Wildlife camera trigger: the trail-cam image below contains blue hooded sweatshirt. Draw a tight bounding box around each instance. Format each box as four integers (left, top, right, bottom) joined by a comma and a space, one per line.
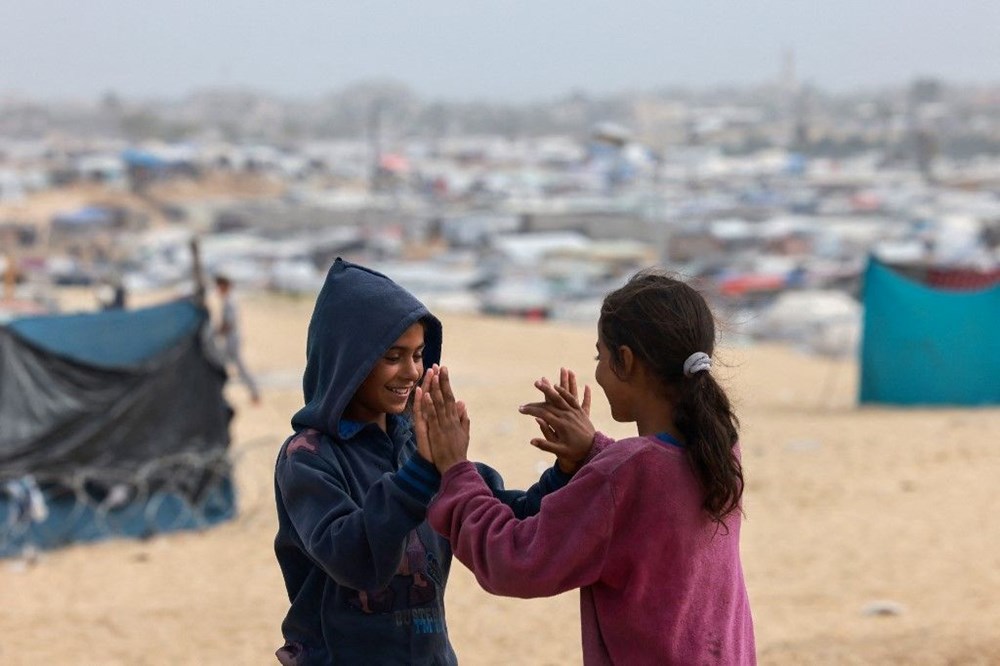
274, 259, 569, 665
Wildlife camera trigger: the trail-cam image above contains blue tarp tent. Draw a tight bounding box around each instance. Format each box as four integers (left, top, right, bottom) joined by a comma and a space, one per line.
50, 206, 119, 232
859, 257, 1000, 405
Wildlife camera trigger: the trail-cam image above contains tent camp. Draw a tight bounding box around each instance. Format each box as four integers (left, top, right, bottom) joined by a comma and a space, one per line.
0, 299, 235, 557
859, 257, 1000, 406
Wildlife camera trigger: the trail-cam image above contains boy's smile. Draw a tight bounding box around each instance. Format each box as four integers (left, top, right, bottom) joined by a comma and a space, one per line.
344, 322, 426, 430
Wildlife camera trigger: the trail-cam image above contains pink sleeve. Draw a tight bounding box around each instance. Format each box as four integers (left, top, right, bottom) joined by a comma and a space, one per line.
588, 431, 615, 460
428, 460, 615, 599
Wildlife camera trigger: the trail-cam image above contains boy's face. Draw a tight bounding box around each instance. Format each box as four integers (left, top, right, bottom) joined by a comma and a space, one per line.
344, 322, 426, 426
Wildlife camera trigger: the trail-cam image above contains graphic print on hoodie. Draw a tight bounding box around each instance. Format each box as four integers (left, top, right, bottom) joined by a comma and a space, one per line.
273, 259, 571, 666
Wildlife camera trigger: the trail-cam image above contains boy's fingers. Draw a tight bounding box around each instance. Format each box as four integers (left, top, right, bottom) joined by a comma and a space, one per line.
428, 371, 441, 401
456, 400, 471, 435
420, 368, 435, 392
438, 366, 456, 402
414, 387, 424, 419
422, 391, 439, 426
429, 367, 458, 420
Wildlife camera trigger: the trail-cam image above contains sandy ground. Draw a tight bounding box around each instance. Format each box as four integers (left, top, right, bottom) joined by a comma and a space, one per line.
2, 289, 999, 665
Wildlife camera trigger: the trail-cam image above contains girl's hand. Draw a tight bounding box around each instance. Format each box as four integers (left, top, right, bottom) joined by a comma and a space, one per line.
412, 367, 437, 464
421, 365, 471, 474
519, 368, 595, 474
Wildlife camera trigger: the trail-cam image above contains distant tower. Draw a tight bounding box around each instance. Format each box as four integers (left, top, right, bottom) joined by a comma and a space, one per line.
779, 49, 804, 150
367, 100, 386, 193
780, 49, 798, 97
907, 78, 942, 183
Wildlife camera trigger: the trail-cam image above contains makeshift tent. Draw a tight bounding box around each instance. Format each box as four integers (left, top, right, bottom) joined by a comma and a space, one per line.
50, 205, 122, 233
859, 257, 1000, 405
0, 299, 235, 556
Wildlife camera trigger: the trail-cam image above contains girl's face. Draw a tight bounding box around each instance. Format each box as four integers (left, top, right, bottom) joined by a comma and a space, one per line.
345, 322, 425, 427
595, 336, 632, 422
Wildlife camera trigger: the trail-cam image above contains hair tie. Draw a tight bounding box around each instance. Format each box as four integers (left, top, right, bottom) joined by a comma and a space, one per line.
683, 352, 711, 377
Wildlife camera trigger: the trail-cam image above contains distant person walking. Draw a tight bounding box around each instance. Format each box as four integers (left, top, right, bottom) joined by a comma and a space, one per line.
214, 273, 261, 404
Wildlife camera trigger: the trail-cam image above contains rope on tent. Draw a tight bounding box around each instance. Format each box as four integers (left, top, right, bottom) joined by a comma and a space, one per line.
0, 434, 283, 559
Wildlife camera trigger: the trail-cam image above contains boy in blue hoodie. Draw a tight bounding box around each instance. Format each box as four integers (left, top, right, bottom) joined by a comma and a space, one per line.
273, 259, 573, 665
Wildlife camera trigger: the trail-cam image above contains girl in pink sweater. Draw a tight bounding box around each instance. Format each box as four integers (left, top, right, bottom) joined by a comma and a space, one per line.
415, 269, 756, 665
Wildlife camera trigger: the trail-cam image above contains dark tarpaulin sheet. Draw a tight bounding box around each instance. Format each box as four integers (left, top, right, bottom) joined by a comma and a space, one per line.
0, 299, 235, 555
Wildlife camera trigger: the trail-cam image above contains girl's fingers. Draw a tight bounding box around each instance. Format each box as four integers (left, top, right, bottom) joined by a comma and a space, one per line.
535, 417, 557, 442
582, 385, 592, 415
530, 438, 564, 456
519, 402, 560, 422
566, 369, 578, 400
535, 380, 571, 410
554, 385, 580, 409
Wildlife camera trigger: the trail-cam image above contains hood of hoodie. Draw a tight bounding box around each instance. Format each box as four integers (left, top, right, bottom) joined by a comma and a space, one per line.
291, 258, 442, 437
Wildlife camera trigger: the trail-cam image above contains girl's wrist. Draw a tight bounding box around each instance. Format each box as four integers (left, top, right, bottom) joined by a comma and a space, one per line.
556, 458, 580, 475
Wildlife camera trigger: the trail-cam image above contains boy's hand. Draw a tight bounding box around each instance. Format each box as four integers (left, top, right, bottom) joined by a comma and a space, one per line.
519, 367, 595, 474
412, 367, 437, 464
421, 366, 471, 474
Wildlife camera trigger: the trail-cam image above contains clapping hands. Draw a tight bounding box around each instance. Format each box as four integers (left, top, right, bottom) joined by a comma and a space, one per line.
519, 368, 596, 474
414, 365, 596, 477
413, 365, 471, 474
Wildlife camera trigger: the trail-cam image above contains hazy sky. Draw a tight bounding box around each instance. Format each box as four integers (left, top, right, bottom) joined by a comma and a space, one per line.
2, 0, 999, 101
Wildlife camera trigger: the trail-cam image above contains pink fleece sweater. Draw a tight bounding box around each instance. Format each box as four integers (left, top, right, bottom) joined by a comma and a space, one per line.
429, 432, 755, 665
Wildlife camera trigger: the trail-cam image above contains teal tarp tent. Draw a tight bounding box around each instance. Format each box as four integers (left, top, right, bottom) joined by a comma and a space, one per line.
859, 258, 1000, 405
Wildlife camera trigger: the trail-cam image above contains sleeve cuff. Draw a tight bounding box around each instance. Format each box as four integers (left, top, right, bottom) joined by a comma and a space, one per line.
395, 454, 442, 504
548, 462, 573, 487
586, 432, 614, 463
438, 460, 480, 493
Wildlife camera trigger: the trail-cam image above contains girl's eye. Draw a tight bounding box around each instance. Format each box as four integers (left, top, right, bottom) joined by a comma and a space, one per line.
594, 355, 600, 361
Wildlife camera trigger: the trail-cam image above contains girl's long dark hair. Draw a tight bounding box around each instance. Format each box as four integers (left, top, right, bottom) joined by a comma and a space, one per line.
600, 269, 743, 525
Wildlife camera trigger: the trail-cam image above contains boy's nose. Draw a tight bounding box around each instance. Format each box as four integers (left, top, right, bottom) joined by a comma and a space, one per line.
402, 359, 422, 380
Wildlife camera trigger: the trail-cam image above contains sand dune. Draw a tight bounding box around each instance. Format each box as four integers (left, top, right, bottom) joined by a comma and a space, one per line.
2, 290, 998, 665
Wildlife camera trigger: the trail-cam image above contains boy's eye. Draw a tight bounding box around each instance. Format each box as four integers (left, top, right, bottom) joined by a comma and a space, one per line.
383, 352, 423, 363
